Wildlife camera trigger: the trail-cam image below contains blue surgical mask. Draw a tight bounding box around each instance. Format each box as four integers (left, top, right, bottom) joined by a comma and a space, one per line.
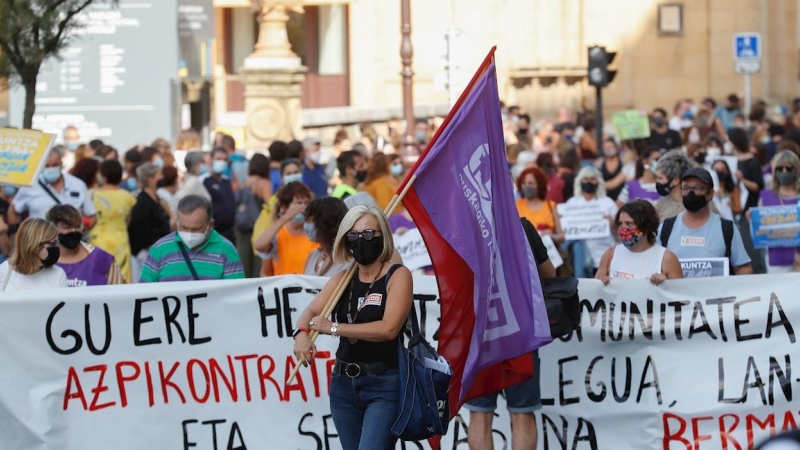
153, 156, 164, 168
304, 221, 318, 242
3, 186, 16, 196
42, 167, 62, 184
283, 173, 302, 184
415, 131, 427, 143
761, 135, 772, 145
66, 142, 80, 151
391, 163, 403, 176
293, 213, 305, 225
198, 164, 209, 176
212, 159, 228, 175
126, 177, 138, 190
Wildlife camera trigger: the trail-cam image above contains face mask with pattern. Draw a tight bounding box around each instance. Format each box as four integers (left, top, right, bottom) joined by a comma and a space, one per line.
617, 226, 644, 248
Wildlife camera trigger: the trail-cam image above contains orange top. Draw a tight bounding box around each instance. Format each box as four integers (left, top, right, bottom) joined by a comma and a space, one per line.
362, 176, 399, 211
273, 226, 319, 275
516, 198, 556, 231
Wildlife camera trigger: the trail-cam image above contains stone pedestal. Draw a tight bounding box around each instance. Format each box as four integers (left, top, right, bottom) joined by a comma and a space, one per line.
242, 66, 306, 150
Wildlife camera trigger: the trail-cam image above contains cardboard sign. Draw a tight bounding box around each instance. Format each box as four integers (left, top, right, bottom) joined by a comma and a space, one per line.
393, 228, 432, 271
680, 257, 730, 277
750, 205, 800, 248
541, 234, 564, 269
612, 110, 651, 140
0, 128, 55, 187
557, 202, 611, 240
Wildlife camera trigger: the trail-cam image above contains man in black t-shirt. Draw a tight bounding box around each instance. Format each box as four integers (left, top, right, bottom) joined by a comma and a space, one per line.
466, 217, 554, 449
648, 108, 684, 151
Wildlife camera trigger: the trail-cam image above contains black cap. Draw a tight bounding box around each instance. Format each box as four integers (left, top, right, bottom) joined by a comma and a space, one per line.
680, 167, 713, 187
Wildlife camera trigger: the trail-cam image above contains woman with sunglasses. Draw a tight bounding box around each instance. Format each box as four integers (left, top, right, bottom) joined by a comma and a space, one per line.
757, 150, 800, 273
0, 218, 67, 291
294, 205, 412, 449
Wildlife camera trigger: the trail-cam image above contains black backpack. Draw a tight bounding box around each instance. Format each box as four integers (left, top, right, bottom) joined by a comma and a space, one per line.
660, 215, 734, 272
543, 276, 580, 339
234, 187, 262, 233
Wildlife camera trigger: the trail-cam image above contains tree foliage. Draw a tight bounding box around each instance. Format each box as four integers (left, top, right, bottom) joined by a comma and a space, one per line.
0, 0, 117, 127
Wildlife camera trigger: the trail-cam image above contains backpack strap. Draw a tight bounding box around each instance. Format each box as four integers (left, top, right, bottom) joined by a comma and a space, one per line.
660, 216, 677, 248
721, 218, 734, 272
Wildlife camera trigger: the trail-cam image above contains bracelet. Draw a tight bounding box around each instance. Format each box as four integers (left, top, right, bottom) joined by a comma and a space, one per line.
292, 326, 309, 339
330, 322, 339, 338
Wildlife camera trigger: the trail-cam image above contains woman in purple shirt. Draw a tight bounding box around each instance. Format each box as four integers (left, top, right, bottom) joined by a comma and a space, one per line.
46, 205, 124, 286
615, 146, 662, 207
758, 151, 800, 273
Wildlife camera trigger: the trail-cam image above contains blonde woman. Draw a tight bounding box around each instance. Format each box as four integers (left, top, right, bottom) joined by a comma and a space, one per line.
294, 205, 412, 449
758, 150, 800, 273
0, 218, 68, 291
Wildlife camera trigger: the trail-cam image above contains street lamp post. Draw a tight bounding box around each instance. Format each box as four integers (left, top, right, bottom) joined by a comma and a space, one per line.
400, 0, 418, 163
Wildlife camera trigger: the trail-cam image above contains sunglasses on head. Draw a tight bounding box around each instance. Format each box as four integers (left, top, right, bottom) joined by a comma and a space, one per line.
346, 229, 381, 242
776, 165, 796, 173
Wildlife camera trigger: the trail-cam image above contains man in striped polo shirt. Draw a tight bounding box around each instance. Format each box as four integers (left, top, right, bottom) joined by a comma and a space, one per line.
140, 195, 244, 282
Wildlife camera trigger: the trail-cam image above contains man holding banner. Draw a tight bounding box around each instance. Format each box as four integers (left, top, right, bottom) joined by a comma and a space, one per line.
8, 147, 96, 230
658, 167, 752, 276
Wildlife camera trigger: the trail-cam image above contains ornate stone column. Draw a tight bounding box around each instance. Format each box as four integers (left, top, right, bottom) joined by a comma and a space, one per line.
242, 1, 306, 150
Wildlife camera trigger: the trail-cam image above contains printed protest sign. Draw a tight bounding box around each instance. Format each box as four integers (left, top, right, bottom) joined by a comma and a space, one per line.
0, 274, 797, 448
557, 202, 611, 240
0, 128, 55, 186
751, 205, 800, 248
392, 228, 432, 271
541, 234, 564, 268
612, 110, 651, 140
680, 257, 729, 277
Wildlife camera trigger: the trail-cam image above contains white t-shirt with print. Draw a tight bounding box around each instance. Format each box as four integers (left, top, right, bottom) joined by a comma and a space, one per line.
0, 261, 68, 292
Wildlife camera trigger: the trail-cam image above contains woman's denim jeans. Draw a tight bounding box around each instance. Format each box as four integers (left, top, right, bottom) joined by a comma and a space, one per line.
329, 367, 400, 450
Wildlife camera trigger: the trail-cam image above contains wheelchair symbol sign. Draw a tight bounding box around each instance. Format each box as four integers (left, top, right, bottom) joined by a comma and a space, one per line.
734, 33, 760, 60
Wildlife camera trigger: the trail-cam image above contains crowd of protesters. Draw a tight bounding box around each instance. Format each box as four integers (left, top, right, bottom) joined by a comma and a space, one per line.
1, 92, 798, 291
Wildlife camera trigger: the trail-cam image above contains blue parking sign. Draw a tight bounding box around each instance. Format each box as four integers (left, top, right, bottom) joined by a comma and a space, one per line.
734, 33, 760, 60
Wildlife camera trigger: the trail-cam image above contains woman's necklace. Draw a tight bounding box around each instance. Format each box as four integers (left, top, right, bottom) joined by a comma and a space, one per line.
346, 262, 385, 344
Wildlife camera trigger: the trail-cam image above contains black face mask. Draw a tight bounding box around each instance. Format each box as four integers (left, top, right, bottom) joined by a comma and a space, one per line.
348, 237, 384, 266
683, 192, 709, 213
58, 231, 82, 250
716, 171, 734, 192
355, 170, 367, 183
655, 181, 673, 197
580, 181, 598, 194
41, 246, 60, 268
694, 153, 707, 164
518, 127, 529, 134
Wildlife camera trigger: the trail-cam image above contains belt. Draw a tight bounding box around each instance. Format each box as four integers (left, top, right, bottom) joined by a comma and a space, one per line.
334, 360, 389, 378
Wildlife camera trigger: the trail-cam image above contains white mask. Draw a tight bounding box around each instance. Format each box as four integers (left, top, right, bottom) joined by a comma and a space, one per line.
179, 227, 208, 249
707, 147, 722, 157
308, 151, 321, 164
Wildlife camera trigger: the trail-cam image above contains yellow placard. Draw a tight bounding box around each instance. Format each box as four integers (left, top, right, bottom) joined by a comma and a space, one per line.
0, 128, 55, 187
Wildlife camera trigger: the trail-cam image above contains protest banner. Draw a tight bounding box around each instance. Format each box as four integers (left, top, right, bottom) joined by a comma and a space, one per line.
751, 205, 800, 248
0, 274, 797, 449
611, 110, 650, 140
680, 257, 729, 277
556, 202, 611, 240
0, 128, 55, 187
393, 228, 432, 271
541, 234, 564, 269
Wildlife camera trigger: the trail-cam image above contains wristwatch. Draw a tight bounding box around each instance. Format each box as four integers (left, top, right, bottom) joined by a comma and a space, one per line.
330, 322, 339, 338
292, 326, 309, 339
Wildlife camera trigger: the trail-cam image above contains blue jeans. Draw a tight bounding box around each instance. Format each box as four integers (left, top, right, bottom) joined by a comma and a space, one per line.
330, 367, 400, 450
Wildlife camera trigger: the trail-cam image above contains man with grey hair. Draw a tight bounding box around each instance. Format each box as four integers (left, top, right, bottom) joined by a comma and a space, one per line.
654, 150, 720, 221
140, 194, 243, 282
175, 150, 211, 202
8, 146, 97, 230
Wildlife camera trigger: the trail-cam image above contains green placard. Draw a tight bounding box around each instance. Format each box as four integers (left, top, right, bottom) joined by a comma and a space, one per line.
612, 110, 651, 140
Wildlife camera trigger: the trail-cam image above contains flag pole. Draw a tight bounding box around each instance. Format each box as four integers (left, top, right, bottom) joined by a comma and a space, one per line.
287, 45, 497, 385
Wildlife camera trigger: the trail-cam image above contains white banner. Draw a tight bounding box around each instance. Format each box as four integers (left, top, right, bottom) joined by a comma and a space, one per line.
393, 229, 432, 271
0, 274, 798, 449
556, 203, 611, 240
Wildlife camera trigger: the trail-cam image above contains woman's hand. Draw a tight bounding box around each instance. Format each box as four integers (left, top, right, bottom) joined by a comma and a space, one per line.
598, 276, 610, 286
293, 332, 317, 367
282, 202, 307, 223
309, 315, 334, 335
649, 273, 667, 285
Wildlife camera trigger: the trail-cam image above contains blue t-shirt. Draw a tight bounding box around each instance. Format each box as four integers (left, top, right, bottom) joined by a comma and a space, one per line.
270, 167, 282, 194
303, 163, 328, 198
657, 212, 750, 267
230, 152, 249, 187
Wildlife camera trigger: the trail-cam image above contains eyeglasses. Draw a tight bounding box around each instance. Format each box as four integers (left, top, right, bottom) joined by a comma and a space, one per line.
776, 166, 796, 173
346, 229, 381, 242
680, 185, 709, 195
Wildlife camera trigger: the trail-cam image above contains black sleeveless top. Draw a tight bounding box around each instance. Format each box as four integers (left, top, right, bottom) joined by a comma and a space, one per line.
335, 264, 402, 367
601, 159, 623, 201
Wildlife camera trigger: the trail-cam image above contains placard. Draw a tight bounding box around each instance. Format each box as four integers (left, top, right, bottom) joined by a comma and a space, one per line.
393, 228, 432, 271
679, 257, 729, 277
611, 110, 651, 140
0, 128, 55, 186
541, 234, 563, 269
750, 205, 800, 248
556, 202, 611, 240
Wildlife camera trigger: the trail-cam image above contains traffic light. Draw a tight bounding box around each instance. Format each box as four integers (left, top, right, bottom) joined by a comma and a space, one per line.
587, 46, 617, 87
